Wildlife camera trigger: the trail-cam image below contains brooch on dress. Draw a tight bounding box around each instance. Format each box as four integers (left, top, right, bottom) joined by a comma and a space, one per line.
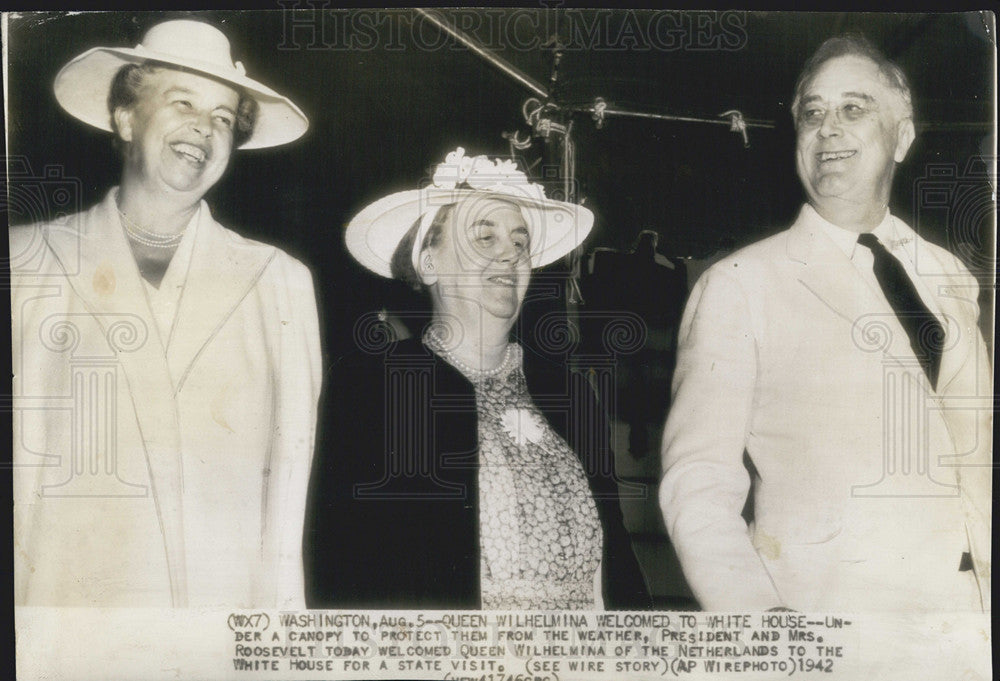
500, 408, 546, 446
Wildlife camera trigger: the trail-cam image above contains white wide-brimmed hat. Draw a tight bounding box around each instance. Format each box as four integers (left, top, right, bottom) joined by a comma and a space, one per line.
53, 19, 308, 149
345, 148, 595, 278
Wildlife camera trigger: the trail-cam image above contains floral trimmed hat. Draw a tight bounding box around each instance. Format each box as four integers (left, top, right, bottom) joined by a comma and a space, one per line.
345, 147, 595, 277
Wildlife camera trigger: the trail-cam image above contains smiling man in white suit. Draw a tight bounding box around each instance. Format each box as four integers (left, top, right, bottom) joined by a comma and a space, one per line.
11, 19, 321, 608
659, 35, 991, 612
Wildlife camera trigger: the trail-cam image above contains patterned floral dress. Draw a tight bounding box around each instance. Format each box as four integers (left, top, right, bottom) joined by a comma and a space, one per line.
435, 342, 604, 610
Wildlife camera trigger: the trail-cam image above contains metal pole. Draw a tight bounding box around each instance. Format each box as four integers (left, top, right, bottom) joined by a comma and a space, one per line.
413, 8, 550, 99
569, 99, 775, 129
562, 121, 586, 306
599, 107, 775, 128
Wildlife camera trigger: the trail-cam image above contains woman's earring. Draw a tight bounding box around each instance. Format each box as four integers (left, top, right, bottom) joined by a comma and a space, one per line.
420, 254, 438, 285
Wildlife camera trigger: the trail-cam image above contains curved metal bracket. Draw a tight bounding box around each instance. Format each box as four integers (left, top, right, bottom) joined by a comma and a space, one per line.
719, 109, 750, 148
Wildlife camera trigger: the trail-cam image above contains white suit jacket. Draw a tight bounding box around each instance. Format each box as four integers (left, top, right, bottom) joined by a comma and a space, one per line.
659, 205, 992, 612
10, 190, 322, 608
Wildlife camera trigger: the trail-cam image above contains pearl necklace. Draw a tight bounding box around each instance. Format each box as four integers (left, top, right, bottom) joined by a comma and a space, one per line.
118, 207, 184, 249
424, 329, 517, 381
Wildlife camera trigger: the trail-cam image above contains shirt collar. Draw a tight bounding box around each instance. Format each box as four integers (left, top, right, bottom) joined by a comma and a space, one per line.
868, 211, 897, 245
802, 203, 894, 258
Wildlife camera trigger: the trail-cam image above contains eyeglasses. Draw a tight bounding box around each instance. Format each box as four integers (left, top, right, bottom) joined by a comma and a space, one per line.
796, 101, 877, 129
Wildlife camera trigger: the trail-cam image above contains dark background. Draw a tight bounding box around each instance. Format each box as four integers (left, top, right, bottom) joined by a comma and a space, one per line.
6, 9, 995, 360
4, 8, 996, 609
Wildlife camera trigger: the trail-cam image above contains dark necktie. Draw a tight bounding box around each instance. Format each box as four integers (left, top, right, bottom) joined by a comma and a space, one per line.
857, 233, 943, 389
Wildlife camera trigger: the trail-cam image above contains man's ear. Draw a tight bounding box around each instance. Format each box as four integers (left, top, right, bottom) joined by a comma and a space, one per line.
894, 117, 915, 163
113, 107, 134, 143
418, 251, 438, 286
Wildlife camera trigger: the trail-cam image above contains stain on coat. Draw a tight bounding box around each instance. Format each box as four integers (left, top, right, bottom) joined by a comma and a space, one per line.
211, 382, 235, 433
93, 261, 116, 297
756, 531, 781, 560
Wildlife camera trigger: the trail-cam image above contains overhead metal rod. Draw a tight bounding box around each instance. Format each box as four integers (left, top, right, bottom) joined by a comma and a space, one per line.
415, 9, 775, 138
565, 101, 776, 129
413, 8, 550, 99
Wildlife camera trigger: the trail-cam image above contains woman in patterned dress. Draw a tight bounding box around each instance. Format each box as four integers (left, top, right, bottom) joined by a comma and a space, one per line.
305, 148, 650, 610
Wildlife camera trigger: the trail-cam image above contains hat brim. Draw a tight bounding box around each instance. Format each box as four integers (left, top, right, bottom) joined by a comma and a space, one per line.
345, 187, 595, 278
53, 46, 308, 149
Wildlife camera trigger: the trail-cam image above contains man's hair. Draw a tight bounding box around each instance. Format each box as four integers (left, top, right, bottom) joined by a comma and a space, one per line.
791, 33, 913, 126
390, 205, 454, 291
107, 62, 258, 150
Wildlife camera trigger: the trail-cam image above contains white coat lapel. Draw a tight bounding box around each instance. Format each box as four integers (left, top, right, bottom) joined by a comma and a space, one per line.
40, 190, 189, 605
786, 210, 882, 322
165, 204, 276, 394
889, 223, 975, 394
41, 191, 164, 357
785, 208, 915, 363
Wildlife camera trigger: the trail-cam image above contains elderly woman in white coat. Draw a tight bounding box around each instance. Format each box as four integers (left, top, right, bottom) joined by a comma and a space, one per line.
10, 19, 320, 608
